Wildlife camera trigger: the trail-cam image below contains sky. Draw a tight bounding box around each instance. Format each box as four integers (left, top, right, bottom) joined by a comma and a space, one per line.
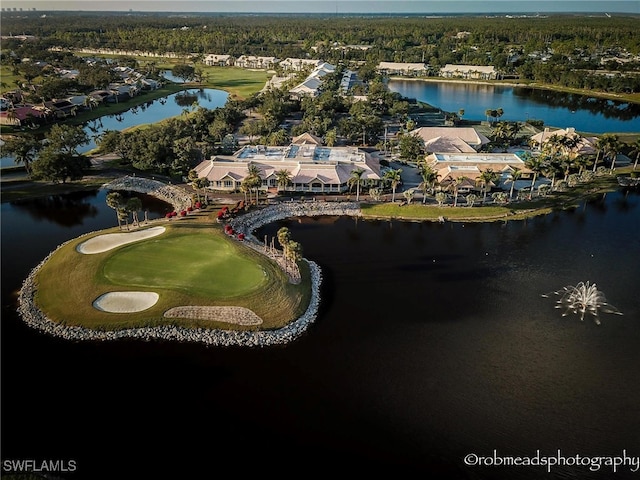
1, 0, 638, 14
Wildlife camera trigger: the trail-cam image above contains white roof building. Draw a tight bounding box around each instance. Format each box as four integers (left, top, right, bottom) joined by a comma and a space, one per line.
410, 127, 491, 152
377, 62, 429, 76
279, 58, 323, 71
235, 55, 279, 69
289, 62, 336, 98
440, 64, 497, 80
194, 143, 381, 194
530, 127, 597, 155
203, 54, 233, 66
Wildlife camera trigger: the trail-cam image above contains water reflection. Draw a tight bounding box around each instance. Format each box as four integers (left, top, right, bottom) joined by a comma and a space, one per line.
388, 79, 640, 133
9, 191, 101, 227
7, 190, 171, 228
514, 87, 640, 121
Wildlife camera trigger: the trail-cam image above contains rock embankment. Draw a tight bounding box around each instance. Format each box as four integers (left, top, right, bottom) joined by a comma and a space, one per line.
103, 176, 192, 212
229, 201, 361, 284
230, 201, 362, 239
17, 227, 323, 347
17, 239, 322, 346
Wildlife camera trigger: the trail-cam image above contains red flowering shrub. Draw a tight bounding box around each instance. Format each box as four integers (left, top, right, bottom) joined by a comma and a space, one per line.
180, 210, 187, 217
195, 202, 202, 209
187, 206, 193, 212
237, 233, 245, 241
165, 212, 172, 219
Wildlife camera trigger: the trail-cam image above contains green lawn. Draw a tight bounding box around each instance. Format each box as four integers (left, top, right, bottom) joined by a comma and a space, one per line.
35, 220, 311, 331
102, 231, 267, 298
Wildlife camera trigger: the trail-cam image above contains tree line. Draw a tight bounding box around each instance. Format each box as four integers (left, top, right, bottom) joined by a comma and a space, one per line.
2, 13, 639, 94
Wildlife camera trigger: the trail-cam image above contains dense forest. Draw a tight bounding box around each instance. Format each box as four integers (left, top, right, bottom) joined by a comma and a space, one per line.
2, 12, 639, 66
2, 12, 639, 94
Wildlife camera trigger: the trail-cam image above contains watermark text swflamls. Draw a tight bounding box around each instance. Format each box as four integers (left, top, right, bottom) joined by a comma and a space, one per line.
464, 449, 639, 474
2, 459, 77, 474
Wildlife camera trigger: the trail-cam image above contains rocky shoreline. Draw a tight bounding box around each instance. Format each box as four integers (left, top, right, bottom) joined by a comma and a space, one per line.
16, 200, 362, 348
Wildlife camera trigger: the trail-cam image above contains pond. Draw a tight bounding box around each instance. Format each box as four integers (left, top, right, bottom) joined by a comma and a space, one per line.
388, 79, 640, 134
0, 87, 229, 168
1, 186, 639, 479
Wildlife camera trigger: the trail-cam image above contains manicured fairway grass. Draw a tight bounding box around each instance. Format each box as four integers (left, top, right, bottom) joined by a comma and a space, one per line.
102, 232, 267, 298
35, 221, 311, 331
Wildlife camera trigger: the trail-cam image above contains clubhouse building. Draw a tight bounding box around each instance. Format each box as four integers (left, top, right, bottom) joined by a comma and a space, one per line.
193, 138, 382, 194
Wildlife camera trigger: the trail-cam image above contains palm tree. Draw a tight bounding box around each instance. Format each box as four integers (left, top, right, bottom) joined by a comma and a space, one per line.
604, 135, 622, 173
628, 139, 640, 170
126, 197, 143, 227
435, 191, 447, 207
476, 168, 499, 203
523, 154, 544, 197
418, 164, 439, 204
106, 192, 124, 229
449, 175, 466, 207
505, 168, 523, 200
384, 168, 403, 202
275, 169, 292, 193
403, 188, 416, 204
348, 168, 365, 201
466, 193, 478, 207
246, 163, 262, 203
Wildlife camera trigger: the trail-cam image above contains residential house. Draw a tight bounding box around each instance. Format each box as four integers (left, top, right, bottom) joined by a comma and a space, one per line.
426, 152, 529, 190
234, 55, 279, 69
279, 58, 322, 71
440, 64, 498, 80
203, 54, 234, 66
529, 127, 597, 156
410, 127, 491, 153
377, 62, 429, 76
288, 62, 336, 98
0, 105, 47, 127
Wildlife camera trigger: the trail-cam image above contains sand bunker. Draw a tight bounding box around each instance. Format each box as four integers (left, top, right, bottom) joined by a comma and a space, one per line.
93, 292, 160, 313
164, 306, 263, 325
77, 226, 166, 254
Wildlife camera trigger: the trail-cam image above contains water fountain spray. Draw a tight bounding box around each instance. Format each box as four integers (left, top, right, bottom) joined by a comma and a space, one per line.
542, 281, 622, 325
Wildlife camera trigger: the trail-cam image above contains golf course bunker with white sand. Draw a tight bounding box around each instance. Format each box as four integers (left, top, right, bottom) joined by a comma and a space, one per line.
77, 226, 166, 254
93, 291, 160, 313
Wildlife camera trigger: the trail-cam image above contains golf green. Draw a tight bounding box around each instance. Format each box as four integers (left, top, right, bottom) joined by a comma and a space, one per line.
102, 232, 268, 298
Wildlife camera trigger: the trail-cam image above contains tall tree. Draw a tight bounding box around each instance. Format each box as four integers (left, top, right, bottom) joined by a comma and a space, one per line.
348, 168, 365, 201
2, 134, 42, 174
384, 168, 403, 203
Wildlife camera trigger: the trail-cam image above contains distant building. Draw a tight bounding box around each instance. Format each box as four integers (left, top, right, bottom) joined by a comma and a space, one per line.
203, 54, 233, 67
377, 62, 429, 76
279, 58, 322, 71
529, 127, 597, 156
410, 127, 491, 153
440, 64, 498, 80
234, 55, 279, 69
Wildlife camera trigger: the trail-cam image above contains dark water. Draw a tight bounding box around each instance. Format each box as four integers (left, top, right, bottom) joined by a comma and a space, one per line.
388, 79, 640, 133
1, 189, 640, 479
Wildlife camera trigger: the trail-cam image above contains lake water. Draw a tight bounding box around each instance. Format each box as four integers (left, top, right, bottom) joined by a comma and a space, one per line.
0, 88, 228, 168
388, 79, 640, 134
1, 187, 639, 479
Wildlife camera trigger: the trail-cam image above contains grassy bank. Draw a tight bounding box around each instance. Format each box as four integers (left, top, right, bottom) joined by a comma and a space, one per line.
35, 214, 311, 331
362, 171, 628, 223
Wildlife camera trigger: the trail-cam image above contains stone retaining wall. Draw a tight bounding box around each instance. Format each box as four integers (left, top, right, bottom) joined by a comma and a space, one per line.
17, 239, 322, 347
